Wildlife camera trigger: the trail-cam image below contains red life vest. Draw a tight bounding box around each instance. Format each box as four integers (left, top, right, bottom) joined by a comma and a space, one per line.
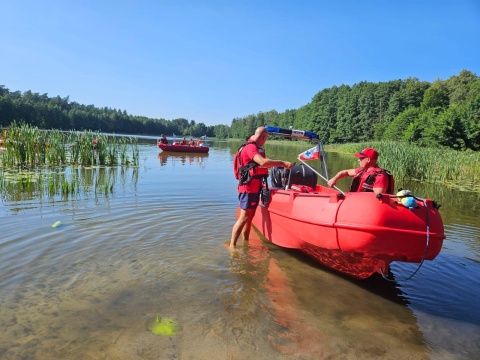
233, 142, 269, 185
350, 168, 394, 194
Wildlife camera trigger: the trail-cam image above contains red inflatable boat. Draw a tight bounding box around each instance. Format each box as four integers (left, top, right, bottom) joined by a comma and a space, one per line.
158, 142, 209, 153
250, 127, 445, 279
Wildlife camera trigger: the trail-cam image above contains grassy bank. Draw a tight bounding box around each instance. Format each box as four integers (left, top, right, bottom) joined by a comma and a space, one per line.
325, 142, 480, 192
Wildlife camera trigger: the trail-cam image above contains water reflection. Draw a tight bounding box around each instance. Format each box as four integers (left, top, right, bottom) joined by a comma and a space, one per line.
157, 152, 208, 168
0, 166, 139, 213
225, 232, 429, 359
1, 140, 479, 358
399, 181, 479, 212
225, 235, 330, 357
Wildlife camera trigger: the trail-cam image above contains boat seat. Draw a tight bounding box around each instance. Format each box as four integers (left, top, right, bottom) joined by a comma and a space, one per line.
288, 164, 318, 189
270, 164, 318, 190
290, 184, 316, 193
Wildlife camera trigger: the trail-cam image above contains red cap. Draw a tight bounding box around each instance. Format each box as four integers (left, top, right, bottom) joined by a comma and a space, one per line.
354, 148, 378, 160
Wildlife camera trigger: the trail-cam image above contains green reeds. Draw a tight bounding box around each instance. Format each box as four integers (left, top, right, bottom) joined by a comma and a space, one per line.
0, 122, 140, 200
328, 141, 480, 191
1, 122, 139, 167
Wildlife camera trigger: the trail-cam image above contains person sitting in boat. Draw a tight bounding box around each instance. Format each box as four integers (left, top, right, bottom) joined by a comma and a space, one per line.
188, 138, 195, 146
327, 148, 394, 195
160, 134, 168, 144
181, 137, 187, 145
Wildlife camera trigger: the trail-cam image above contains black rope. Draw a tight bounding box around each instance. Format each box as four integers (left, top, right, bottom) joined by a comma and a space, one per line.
381, 197, 431, 282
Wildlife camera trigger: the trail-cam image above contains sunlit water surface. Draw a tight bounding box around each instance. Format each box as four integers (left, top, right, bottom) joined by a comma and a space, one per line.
1, 139, 479, 359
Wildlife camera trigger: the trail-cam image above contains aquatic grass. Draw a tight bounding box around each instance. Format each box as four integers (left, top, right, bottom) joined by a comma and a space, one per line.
131, 137, 139, 164
95, 134, 107, 165
1, 123, 140, 168
0, 123, 140, 201
327, 141, 480, 191
119, 137, 130, 165
106, 136, 119, 165
46, 129, 67, 165
76, 131, 97, 166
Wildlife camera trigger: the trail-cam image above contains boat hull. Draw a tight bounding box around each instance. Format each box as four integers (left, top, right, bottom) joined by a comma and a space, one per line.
158, 143, 209, 153
252, 186, 445, 279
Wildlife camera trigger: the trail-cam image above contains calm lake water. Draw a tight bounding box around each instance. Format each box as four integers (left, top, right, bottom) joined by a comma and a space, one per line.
1, 137, 479, 359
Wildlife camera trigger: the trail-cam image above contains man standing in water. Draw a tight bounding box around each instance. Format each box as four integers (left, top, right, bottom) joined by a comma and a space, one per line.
230, 126, 293, 250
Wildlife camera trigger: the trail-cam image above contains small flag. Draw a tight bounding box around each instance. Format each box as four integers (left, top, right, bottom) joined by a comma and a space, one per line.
298, 146, 320, 161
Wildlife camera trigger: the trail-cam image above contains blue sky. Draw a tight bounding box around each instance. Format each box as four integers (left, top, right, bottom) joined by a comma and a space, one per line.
1, 1, 479, 126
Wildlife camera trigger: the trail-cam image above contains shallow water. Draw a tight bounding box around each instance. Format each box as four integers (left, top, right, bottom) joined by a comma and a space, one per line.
1, 139, 479, 359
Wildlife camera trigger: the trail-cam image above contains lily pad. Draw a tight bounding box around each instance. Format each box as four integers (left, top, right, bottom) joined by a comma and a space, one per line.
148, 315, 179, 336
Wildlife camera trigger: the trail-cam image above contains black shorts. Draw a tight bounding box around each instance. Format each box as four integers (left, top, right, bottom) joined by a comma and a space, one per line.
238, 192, 260, 210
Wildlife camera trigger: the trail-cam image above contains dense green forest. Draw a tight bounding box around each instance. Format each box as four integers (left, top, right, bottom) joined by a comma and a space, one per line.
1, 69, 479, 150
0, 86, 225, 138
232, 69, 480, 151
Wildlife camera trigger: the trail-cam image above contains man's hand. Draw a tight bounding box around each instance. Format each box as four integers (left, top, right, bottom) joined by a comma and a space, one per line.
327, 177, 336, 187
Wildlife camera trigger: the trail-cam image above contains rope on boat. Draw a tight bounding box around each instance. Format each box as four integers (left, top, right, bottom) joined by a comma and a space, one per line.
380, 196, 431, 282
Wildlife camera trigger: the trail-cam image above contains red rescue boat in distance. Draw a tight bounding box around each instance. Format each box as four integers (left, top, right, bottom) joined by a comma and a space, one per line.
250, 126, 445, 280
157, 142, 209, 153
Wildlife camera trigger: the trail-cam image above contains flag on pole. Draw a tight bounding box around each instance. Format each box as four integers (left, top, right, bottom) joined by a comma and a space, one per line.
298, 145, 321, 161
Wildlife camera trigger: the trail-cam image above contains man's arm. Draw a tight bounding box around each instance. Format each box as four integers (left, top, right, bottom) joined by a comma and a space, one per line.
372, 172, 389, 194
252, 154, 292, 169
327, 169, 356, 187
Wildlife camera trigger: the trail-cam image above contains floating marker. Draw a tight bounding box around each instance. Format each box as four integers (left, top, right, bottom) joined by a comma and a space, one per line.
52, 221, 62, 228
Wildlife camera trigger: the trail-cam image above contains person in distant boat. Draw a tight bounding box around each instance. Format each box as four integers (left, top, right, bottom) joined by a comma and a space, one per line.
327, 147, 394, 195
188, 138, 195, 146
230, 126, 293, 250
181, 137, 187, 145
160, 134, 168, 144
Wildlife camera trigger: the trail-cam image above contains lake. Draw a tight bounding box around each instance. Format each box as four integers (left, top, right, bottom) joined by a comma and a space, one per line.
1, 137, 479, 359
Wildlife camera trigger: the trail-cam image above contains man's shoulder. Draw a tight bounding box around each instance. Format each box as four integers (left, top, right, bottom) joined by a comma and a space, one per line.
354, 167, 364, 175
242, 142, 261, 154
373, 167, 391, 175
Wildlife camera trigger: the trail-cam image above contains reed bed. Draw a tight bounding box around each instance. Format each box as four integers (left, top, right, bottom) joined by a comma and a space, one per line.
327, 141, 480, 191
1, 122, 139, 168
0, 122, 140, 200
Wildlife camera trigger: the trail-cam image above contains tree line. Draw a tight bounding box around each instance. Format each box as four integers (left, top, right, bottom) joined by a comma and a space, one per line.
231, 69, 480, 151
0, 87, 224, 138
1, 69, 479, 150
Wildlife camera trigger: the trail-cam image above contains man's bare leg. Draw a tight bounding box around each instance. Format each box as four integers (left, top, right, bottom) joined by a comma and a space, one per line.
230, 208, 249, 249
241, 209, 256, 241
